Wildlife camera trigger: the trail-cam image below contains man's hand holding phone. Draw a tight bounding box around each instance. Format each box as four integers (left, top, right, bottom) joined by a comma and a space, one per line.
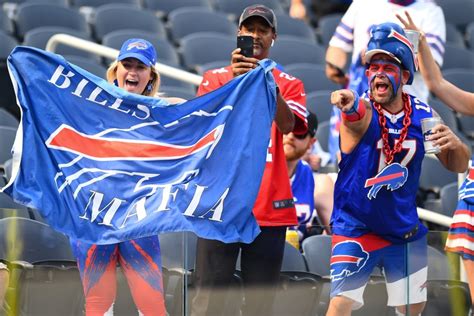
232, 35, 259, 77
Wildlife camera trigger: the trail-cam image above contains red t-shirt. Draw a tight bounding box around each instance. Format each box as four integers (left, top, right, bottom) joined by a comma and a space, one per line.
197, 65, 307, 227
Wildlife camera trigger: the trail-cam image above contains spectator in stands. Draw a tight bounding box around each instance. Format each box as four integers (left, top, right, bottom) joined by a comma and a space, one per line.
191, 5, 307, 316
397, 9, 474, 306
284, 111, 333, 241
0, 262, 8, 312
70, 38, 183, 316
325, 0, 446, 165
327, 22, 469, 316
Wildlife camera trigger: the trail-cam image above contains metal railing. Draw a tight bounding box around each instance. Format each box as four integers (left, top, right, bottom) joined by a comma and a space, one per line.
45, 34, 203, 86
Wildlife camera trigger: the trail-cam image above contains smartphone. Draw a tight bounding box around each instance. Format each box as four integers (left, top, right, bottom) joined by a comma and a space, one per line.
237, 35, 253, 58
326, 61, 346, 78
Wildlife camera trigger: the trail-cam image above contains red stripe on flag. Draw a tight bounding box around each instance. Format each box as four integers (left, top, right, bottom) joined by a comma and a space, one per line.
330, 255, 359, 264
48, 126, 217, 159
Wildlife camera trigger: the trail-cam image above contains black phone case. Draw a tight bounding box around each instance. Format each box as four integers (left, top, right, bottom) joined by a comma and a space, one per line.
237, 36, 253, 58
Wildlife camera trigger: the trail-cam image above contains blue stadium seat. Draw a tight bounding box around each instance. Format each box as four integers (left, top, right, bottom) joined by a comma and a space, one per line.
23, 26, 99, 62
160, 86, 196, 101
440, 182, 459, 218
65, 55, 107, 78
315, 120, 330, 152
428, 97, 460, 132
275, 14, 317, 44
70, 0, 140, 8
102, 30, 181, 68
285, 63, 340, 93
305, 90, 334, 124
466, 21, 474, 51
419, 156, 458, 196
142, 0, 213, 18
446, 23, 466, 48
439, 0, 474, 32
0, 126, 16, 164
0, 109, 18, 129
316, 13, 343, 45
0, 192, 29, 214
0, 8, 13, 35
195, 60, 230, 75
167, 7, 236, 45
213, 0, 284, 21
179, 32, 235, 72
0, 32, 17, 60
442, 43, 474, 70
14, 3, 89, 39
0, 62, 18, 119
457, 114, 474, 140
270, 36, 326, 66
92, 4, 167, 42
442, 68, 474, 93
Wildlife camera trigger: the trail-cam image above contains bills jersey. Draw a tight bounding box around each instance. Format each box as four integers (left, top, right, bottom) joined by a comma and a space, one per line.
291, 160, 315, 234
197, 65, 307, 226
329, 0, 445, 102
331, 94, 436, 243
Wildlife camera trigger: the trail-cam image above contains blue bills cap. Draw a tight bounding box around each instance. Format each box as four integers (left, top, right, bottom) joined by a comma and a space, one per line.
118, 38, 157, 67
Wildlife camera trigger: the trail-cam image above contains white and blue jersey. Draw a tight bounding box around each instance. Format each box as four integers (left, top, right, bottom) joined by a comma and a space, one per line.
291, 160, 315, 237
331, 94, 436, 244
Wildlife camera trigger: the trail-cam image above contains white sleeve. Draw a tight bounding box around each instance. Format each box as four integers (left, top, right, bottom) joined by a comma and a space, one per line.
420, 4, 446, 67
328, 1, 359, 53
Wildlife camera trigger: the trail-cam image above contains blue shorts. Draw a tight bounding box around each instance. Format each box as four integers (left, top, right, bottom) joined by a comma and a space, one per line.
330, 233, 427, 309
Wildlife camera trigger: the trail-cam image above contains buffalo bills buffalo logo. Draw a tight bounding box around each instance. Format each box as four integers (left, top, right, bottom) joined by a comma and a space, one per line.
364, 163, 408, 199
330, 241, 369, 281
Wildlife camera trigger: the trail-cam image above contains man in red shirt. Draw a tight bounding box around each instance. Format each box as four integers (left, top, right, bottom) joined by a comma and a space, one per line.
191, 5, 307, 316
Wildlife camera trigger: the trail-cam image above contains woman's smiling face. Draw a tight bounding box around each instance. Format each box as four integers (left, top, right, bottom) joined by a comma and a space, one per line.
115, 57, 152, 95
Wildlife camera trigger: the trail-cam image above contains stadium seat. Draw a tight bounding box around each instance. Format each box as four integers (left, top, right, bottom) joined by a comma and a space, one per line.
0, 192, 28, 213
305, 90, 335, 124
0, 9, 13, 35
316, 13, 343, 45
0, 32, 18, 60
14, 3, 89, 40
275, 14, 317, 44
457, 114, 474, 139
195, 60, 230, 75
270, 36, 326, 66
102, 30, 181, 67
285, 63, 340, 93
0, 126, 16, 164
179, 32, 235, 72
440, 182, 460, 217
167, 7, 236, 45
0, 109, 19, 128
445, 23, 466, 48
419, 156, 458, 196
442, 68, 474, 93
65, 55, 107, 78
466, 21, 474, 51
302, 235, 331, 277
442, 43, 474, 70
23, 26, 99, 62
213, 0, 285, 21
315, 120, 330, 153
0, 62, 18, 119
92, 5, 167, 42
427, 98, 460, 132
160, 86, 196, 101
142, 0, 213, 18
439, 0, 474, 32
70, 0, 140, 8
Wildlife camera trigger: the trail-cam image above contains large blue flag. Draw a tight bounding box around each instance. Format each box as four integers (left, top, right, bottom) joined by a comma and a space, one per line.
1, 47, 277, 245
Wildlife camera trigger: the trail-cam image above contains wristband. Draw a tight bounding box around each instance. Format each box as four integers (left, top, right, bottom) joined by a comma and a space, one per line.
341, 90, 366, 122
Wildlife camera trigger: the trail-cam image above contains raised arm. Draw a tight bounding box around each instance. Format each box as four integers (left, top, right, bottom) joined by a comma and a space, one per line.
397, 11, 474, 115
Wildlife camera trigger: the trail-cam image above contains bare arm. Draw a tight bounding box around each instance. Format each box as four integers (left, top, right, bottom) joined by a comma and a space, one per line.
330, 89, 372, 153
325, 46, 350, 85
397, 11, 474, 115
289, 0, 306, 20
313, 173, 334, 233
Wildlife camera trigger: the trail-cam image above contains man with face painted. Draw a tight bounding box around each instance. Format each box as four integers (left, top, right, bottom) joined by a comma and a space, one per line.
327, 23, 469, 316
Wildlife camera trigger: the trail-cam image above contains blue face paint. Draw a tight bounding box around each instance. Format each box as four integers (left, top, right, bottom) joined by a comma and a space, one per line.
367, 60, 402, 96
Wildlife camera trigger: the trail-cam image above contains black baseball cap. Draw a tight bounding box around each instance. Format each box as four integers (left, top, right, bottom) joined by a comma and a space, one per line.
307, 111, 318, 138
238, 4, 277, 32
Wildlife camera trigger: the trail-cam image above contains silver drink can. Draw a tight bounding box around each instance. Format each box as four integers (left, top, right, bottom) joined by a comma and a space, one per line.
421, 117, 441, 154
